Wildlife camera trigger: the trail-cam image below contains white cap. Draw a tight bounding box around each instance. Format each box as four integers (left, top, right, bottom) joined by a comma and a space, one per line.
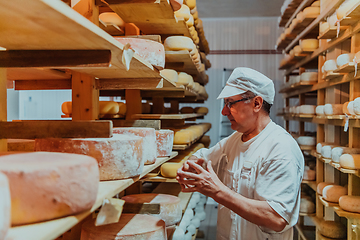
217, 67, 275, 104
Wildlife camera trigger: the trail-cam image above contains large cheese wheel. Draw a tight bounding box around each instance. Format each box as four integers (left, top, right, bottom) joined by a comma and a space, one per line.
122, 194, 181, 226
177, 72, 194, 86
118, 102, 127, 116
339, 195, 360, 213
174, 4, 191, 21
322, 185, 347, 203
299, 105, 316, 115
160, 69, 178, 83
155, 130, 174, 157
317, 182, 333, 195
303, 166, 316, 180
323, 59, 337, 72
340, 153, 360, 169
81, 214, 167, 240
300, 39, 319, 50
35, 134, 144, 180
161, 162, 183, 178
300, 197, 315, 213
99, 101, 119, 115
300, 72, 317, 82
164, 36, 194, 51
316, 105, 325, 116
353, 97, 360, 115
62, 101, 72, 115
337, 53, 355, 67
114, 38, 165, 69
113, 128, 156, 165
319, 220, 347, 239
99, 12, 125, 28
347, 101, 355, 115
0, 173, 10, 239
332, 147, 360, 163
324, 104, 344, 116
0, 152, 99, 225
297, 136, 316, 146
303, 6, 320, 16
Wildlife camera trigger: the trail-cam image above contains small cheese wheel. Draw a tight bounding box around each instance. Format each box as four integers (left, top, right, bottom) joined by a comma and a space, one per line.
343, 101, 351, 115
300, 72, 317, 82
311, 1, 320, 7
324, 104, 344, 116
353, 97, 360, 115
328, 12, 338, 27
354, 50, 360, 62
323, 59, 337, 72
0, 173, 10, 239
177, 72, 194, 86
317, 142, 333, 153
303, 6, 320, 16
195, 18, 203, 29
319, 220, 347, 239
347, 101, 355, 115
323, 185, 347, 203
336, 53, 355, 67
296, 11, 305, 22
303, 166, 316, 181
317, 182, 333, 195
81, 214, 167, 240
180, 107, 194, 114
160, 69, 178, 83
61, 101, 72, 115
174, 4, 191, 21
122, 194, 181, 226
99, 101, 119, 115
321, 145, 333, 158
190, 6, 197, 15
339, 195, 360, 213
186, 0, 196, 9
161, 162, 183, 178
164, 36, 194, 51
155, 130, 174, 157
340, 153, 360, 169
99, 12, 125, 27
297, 136, 316, 146
186, 15, 194, 27
0, 152, 99, 225
284, 28, 291, 36
192, 10, 198, 20
300, 39, 319, 50
293, 45, 302, 55
316, 105, 325, 116
194, 107, 208, 114
118, 102, 127, 115
299, 105, 316, 115
300, 197, 315, 213
320, 22, 330, 34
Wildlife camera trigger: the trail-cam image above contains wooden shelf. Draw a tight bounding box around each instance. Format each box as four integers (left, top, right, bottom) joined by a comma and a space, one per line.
318, 196, 339, 207
283, 0, 314, 29
142, 176, 178, 183
318, 26, 348, 40
295, 223, 316, 240
133, 113, 205, 120
334, 206, 360, 219
6, 152, 178, 240
302, 180, 317, 192
324, 71, 343, 80
279, 81, 317, 93
333, 62, 356, 73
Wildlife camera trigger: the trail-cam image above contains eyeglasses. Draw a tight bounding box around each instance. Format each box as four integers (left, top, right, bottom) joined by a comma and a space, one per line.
224, 97, 254, 109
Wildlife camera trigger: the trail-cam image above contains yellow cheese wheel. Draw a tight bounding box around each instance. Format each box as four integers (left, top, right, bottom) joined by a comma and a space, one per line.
174, 4, 191, 21
323, 185, 347, 203
186, 0, 196, 9
99, 101, 120, 115
118, 102, 127, 115
311, 1, 320, 7
293, 45, 302, 55
164, 36, 194, 51
296, 11, 304, 22
61, 101, 72, 115
300, 39, 319, 50
340, 153, 360, 169
160, 69, 178, 83
319, 220, 346, 239
303, 6, 320, 17
339, 195, 360, 213
177, 72, 194, 86
99, 12, 125, 28
186, 15, 194, 27
161, 162, 183, 178
192, 10, 198, 20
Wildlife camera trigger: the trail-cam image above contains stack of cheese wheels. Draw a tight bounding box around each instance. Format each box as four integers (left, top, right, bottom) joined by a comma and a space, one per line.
114, 38, 165, 69
317, 182, 333, 195
303, 166, 316, 180
300, 197, 315, 213
62, 101, 126, 117
113, 128, 156, 165
0, 173, 10, 239
319, 220, 347, 239
324, 103, 344, 116
81, 214, 167, 240
180, 107, 194, 114
299, 105, 316, 115
340, 153, 360, 169
34, 134, 144, 180
160, 69, 178, 83
322, 185, 347, 203
300, 72, 317, 82
332, 147, 360, 163
0, 152, 99, 225
316, 105, 325, 116
99, 12, 125, 29
323, 59, 338, 73
122, 193, 182, 226
177, 72, 194, 87
155, 129, 174, 157
337, 53, 355, 67
296, 136, 316, 147
339, 195, 360, 213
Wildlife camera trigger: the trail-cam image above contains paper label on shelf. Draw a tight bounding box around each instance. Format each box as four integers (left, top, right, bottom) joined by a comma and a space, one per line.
344, 114, 349, 132
95, 198, 125, 226
336, 20, 340, 38
122, 43, 134, 71
354, 56, 358, 77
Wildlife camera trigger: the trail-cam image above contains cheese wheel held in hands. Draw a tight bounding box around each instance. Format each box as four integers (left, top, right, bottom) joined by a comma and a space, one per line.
322, 185, 347, 203
161, 162, 183, 178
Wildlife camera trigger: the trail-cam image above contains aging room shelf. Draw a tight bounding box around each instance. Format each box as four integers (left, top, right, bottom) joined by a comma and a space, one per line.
5, 152, 178, 240
283, 0, 314, 29
133, 113, 206, 120
302, 180, 317, 192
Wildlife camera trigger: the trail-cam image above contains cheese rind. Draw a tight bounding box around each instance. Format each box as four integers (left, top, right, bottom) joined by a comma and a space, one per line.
324, 104, 344, 116
155, 130, 174, 157
0, 173, 10, 239
300, 39, 319, 50
297, 136, 316, 146
340, 153, 360, 169
300, 72, 317, 82
316, 105, 325, 116
35, 134, 144, 180
319, 220, 346, 239
339, 195, 360, 213
160, 69, 178, 83
317, 182, 333, 195
164, 36, 194, 51
336, 53, 355, 67
353, 97, 360, 115
99, 101, 119, 115
322, 185, 347, 203
303, 166, 316, 181
300, 197, 315, 213
0, 152, 99, 225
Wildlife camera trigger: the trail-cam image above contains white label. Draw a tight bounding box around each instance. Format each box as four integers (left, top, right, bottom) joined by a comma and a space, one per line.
122, 43, 134, 71
95, 198, 125, 226
344, 114, 349, 132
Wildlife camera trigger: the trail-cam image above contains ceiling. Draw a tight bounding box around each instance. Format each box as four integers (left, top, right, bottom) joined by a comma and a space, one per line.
197, 0, 285, 18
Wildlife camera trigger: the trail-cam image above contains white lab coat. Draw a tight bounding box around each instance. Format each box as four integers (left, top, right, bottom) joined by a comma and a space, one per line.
193, 121, 304, 240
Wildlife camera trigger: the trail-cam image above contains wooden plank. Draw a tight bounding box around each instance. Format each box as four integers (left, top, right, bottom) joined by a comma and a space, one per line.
125, 89, 142, 120
96, 78, 169, 90
165, 51, 198, 75
99, 20, 124, 36
333, 62, 356, 73
0, 50, 111, 68
14, 79, 71, 90
133, 113, 204, 120
324, 72, 343, 80
111, 119, 161, 129
0, 69, 6, 151
318, 26, 348, 40
318, 196, 339, 207
7, 68, 71, 81
116, 35, 162, 43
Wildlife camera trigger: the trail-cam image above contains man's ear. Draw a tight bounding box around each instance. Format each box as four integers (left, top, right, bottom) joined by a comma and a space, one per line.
253, 96, 263, 113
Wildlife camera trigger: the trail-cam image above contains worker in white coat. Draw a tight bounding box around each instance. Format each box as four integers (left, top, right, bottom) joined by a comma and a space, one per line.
177, 67, 304, 240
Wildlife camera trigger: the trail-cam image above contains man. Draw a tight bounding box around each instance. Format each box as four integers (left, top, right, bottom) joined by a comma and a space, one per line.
177, 67, 304, 240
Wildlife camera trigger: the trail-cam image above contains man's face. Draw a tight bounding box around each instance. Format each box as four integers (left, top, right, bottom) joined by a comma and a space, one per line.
221, 95, 254, 132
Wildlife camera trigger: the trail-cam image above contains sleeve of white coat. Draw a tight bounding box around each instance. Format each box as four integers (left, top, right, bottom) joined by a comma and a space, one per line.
254, 158, 302, 226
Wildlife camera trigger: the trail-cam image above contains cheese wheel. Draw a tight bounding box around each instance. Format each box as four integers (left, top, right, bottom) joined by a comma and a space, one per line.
186, 15, 194, 27
343, 102, 350, 115
195, 18, 203, 29
303, 166, 316, 181
161, 162, 183, 178
114, 38, 165, 68
353, 97, 360, 115
321, 145, 333, 158
113, 128, 156, 165
81, 214, 166, 240
284, 28, 291, 36
118, 102, 127, 115
299, 105, 316, 115
300, 39, 319, 50
192, 10, 198, 20
311, 1, 320, 7
186, 0, 196, 9
180, 107, 194, 113
296, 11, 305, 22
194, 107, 208, 114
297, 136, 316, 146
177, 72, 194, 86
0, 173, 10, 239
320, 22, 330, 34
99, 12, 125, 28
99, 101, 119, 115
7, 139, 35, 152
316, 105, 325, 116
122, 194, 181, 226
347, 101, 355, 115
164, 36, 194, 51
340, 153, 360, 169
61, 101, 72, 115
35, 134, 144, 180
317, 142, 333, 154
303, 6, 320, 16
328, 13, 338, 27
160, 69, 178, 83
174, 130, 193, 144
155, 130, 174, 157
300, 72, 317, 82
324, 104, 344, 116
317, 182, 333, 195
337, 0, 358, 20
0, 152, 99, 225
174, 4, 191, 21
300, 197, 315, 213
339, 195, 360, 213
323, 59, 337, 72
293, 45, 302, 55
336, 53, 355, 67
319, 220, 347, 239
323, 185, 347, 203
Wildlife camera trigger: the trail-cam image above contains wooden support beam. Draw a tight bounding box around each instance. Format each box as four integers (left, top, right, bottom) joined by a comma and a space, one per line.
0, 120, 113, 139
0, 69, 6, 151
170, 100, 179, 114
96, 78, 164, 90
125, 89, 142, 120
0, 50, 111, 67
111, 119, 160, 129
14, 79, 71, 90
152, 97, 165, 114
122, 202, 160, 214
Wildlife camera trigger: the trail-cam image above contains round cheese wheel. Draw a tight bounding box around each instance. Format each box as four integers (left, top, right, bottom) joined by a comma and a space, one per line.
328, 13, 338, 27
192, 10, 198, 20
186, 15, 194, 27
324, 104, 344, 116
284, 28, 291, 36
317, 182, 333, 195
61, 101, 72, 115
299, 105, 316, 115
337, 53, 355, 67
337, 0, 357, 20
0, 152, 99, 225
316, 105, 325, 116
311, 1, 320, 7
300, 39, 319, 50
300, 197, 315, 213
300, 72, 317, 82
118, 102, 127, 115
303, 6, 320, 16
303, 166, 316, 181
347, 101, 355, 115
180, 107, 194, 113
343, 102, 350, 115
122, 194, 181, 226
35, 134, 144, 181
0, 173, 10, 239
177, 72, 194, 86
332, 147, 345, 163
297, 136, 316, 146
319, 220, 347, 239
164, 36, 194, 51
340, 153, 360, 169
321, 145, 333, 158
173, 130, 193, 144
296, 11, 305, 22
113, 127, 157, 165
323, 185, 347, 203
194, 107, 208, 114
293, 45, 302, 55
161, 162, 183, 178
186, 0, 196, 9
99, 12, 125, 27
99, 101, 119, 115
320, 22, 330, 34
81, 214, 167, 240
353, 97, 360, 115
339, 195, 360, 213
174, 4, 191, 21
323, 59, 338, 72
155, 130, 174, 157
160, 69, 178, 83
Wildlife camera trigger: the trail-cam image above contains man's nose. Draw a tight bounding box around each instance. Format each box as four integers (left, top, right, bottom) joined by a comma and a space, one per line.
221, 105, 229, 116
